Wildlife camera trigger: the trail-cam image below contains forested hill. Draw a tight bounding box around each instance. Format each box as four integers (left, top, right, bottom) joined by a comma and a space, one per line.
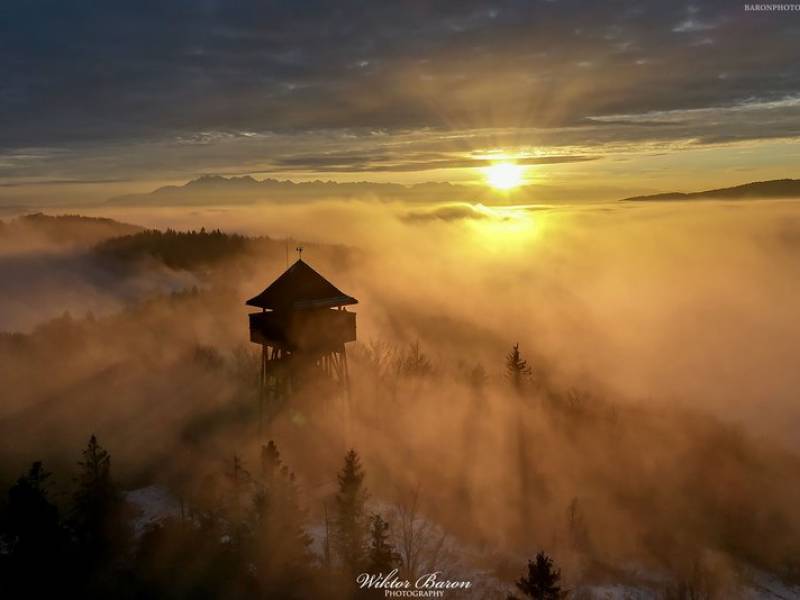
93, 228, 251, 270
621, 178, 800, 202
92, 227, 353, 272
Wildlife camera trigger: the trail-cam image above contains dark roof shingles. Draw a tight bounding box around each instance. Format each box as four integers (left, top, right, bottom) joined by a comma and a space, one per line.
245, 259, 358, 310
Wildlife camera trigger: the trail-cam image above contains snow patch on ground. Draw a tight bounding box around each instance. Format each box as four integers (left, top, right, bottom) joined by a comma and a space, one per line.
576, 571, 800, 600
742, 570, 800, 599
125, 485, 181, 536
307, 522, 329, 562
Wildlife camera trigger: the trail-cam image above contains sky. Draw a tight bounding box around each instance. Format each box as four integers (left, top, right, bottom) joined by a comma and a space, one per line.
1, 1, 799, 204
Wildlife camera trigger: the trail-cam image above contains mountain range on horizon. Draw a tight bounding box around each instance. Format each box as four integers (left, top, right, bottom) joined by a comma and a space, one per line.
105, 174, 472, 206
104, 174, 800, 207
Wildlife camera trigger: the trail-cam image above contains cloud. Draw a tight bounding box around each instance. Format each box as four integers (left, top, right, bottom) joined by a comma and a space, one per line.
0, 0, 798, 186
402, 203, 491, 223
0, 178, 130, 188
272, 152, 598, 173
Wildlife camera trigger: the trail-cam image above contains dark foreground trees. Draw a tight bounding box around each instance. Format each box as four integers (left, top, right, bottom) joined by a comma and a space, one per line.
72, 434, 131, 565
3, 436, 564, 600
4, 461, 61, 557
332, 449, 370, 575
250, 441, 314, 596
508, 552, 568, 600
135, 441, 317, 600
0, 435, 131, 597
0, 461, 73, 597
0, 436, 319, 598
329, 449, 402, 599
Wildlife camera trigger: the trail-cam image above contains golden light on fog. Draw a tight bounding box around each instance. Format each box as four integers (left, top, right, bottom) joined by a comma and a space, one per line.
485, 162, 524, 190
468, 204, 538, 251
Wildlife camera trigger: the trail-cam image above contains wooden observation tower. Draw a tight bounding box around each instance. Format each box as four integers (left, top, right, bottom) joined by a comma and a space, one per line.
246, 257, 358, 426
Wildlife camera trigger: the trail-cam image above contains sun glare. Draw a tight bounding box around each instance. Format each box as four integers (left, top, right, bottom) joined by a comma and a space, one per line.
485, 162, 524, 190
468, 204, 539, 251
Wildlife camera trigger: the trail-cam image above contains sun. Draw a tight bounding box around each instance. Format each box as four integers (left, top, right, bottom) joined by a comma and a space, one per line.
485, 162, 524, 190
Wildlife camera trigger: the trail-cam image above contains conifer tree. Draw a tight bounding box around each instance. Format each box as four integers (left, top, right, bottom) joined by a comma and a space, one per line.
251, 441, 313, 597
506, 343, 532, 392
467, 363, 488, 393
71, 434, 128, 563
0, 462, 71, 597
508, 552, 567, 600
365, 513, 399, 574
4, 461, 60, 555
223, 454, 252, 556
332, 449, 369, 575
261, 440, 281, 482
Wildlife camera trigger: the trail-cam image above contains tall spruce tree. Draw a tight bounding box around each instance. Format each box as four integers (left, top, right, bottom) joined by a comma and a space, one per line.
261, 440, 281, 482
0, 461, 69, 596
251, 441, 313, 597
332, 449, 369, 575
71, 434, 129, 563
4, 462, 60, 555
508, 552, 567, 600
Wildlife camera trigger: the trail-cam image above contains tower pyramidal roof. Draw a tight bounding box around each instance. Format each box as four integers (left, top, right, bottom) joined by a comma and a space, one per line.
245, 259, 358, 310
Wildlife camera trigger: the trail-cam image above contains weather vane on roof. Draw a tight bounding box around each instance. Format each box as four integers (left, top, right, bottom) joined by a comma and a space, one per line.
296, 246, 304, 260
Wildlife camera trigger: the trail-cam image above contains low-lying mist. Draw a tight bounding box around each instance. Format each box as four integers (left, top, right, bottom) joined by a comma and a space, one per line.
2, 196, 800, 595
70, 197, 800, 441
